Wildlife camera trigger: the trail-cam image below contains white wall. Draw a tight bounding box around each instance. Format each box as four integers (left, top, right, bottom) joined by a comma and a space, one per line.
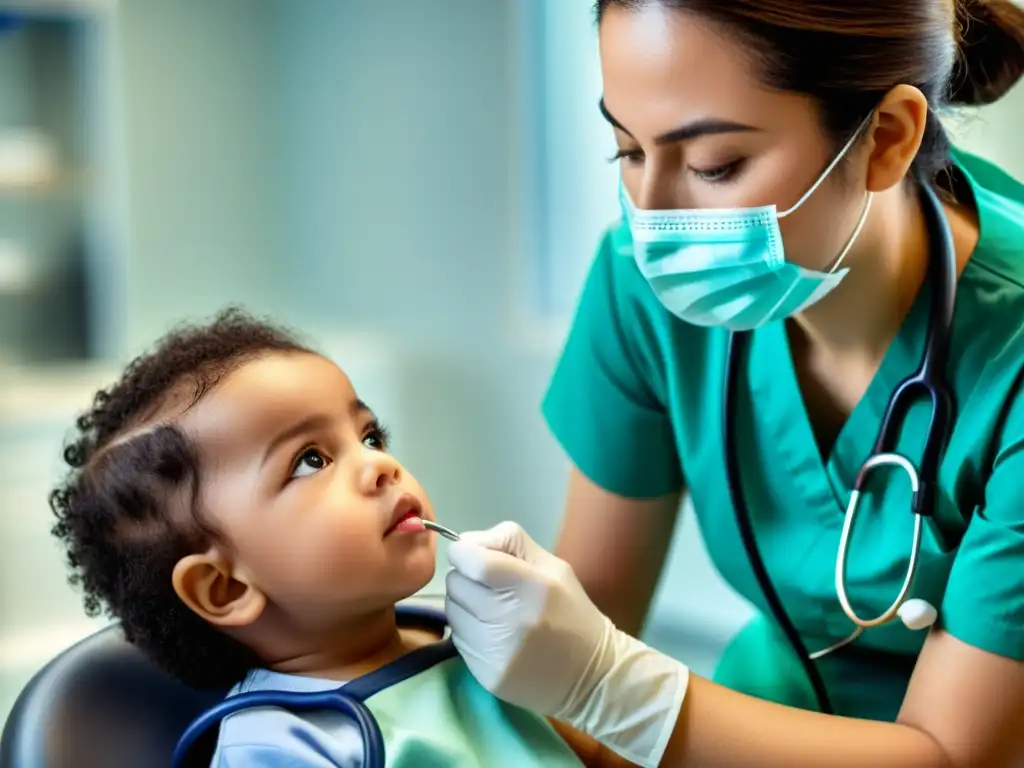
116, 0, 286, 353
518, 0, 620, 320
275, 0, 516, 343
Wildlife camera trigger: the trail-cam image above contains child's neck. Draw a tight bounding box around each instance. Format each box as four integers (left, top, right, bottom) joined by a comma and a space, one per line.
266, 606, 440, 681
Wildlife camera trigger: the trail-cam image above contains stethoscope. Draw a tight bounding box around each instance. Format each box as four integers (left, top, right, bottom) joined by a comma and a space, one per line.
722, 177, 958, 716
172, 522, 461, 768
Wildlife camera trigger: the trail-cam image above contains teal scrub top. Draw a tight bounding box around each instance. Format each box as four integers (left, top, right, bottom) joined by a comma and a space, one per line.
542, 148, 1024, 721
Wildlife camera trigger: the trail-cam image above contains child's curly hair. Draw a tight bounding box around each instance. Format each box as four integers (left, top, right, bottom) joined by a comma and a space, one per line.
50, 307, 313, 690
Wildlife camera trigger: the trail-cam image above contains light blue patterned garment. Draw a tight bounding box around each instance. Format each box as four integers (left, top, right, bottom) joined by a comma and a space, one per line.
208, 607, 585, 767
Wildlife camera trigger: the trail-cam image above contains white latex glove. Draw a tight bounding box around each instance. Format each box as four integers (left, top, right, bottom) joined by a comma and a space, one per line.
445, 521, 689, 768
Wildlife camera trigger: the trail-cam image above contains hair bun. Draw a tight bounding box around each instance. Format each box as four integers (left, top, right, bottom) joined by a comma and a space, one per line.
950, 0, 1024, 105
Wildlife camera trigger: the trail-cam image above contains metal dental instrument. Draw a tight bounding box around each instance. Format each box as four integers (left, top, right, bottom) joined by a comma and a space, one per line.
422, 520, 460, 541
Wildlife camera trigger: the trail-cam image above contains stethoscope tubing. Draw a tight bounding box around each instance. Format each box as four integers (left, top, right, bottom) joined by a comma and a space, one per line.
723, 330, 836, 714
723, 177, 957, 716
171, 689, 384, 768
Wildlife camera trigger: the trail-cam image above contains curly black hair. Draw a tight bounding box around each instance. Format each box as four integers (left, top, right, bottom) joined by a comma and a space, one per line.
50, 307, 314, 690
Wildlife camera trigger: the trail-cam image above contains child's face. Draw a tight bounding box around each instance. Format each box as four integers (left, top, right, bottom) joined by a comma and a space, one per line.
171, 351, 436, 638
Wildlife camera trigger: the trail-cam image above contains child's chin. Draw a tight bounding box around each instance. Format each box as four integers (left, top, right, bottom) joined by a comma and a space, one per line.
393, 549, 436, 596
410, 552, 437, 589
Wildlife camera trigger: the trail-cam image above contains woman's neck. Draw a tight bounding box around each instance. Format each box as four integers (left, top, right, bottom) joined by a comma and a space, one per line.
793, 183, 977, 361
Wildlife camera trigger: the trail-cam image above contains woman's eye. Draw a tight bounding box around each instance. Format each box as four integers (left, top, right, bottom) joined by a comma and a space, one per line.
608, 148, 644, 166
291, 448, 330, 479
690, 160, 743, 183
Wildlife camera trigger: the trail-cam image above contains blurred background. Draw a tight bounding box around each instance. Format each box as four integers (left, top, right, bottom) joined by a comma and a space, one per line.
2, 0, 1023, 725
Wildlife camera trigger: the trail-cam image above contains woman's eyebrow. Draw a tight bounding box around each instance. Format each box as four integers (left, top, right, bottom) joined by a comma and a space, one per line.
599, 97, 760, 144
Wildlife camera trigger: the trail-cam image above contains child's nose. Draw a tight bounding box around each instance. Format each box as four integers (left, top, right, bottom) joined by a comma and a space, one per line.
360, 450, 401, 493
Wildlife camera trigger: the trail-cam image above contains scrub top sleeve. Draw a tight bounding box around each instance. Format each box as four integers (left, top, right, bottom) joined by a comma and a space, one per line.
941, 391, 1024, 661
542, 225, 683, 499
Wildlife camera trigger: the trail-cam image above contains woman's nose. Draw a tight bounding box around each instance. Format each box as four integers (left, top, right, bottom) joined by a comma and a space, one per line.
360, 450, 402, 494
631, 173, 682, 211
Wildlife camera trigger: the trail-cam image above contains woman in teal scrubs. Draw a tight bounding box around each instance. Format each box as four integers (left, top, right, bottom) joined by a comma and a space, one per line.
442, 0, 1024, 765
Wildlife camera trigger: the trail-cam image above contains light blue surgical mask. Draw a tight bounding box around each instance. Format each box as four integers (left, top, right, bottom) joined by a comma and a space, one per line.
623, 117, 874, 331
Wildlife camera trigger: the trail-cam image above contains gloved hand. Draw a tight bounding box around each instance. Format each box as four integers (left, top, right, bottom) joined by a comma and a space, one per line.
445, 521, 689, 768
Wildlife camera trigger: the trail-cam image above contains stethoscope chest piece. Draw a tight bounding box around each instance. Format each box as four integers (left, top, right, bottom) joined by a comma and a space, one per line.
897, 598, 938, 631
814, 451, 938, 660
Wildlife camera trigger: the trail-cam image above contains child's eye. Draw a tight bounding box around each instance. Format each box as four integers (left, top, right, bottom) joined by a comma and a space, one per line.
362, 420, 391, 451
291, 447, 330, 479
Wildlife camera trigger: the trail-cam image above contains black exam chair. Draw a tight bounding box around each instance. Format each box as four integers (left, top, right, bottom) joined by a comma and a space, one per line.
1, 596, 444, 767
1, 624, 225, 768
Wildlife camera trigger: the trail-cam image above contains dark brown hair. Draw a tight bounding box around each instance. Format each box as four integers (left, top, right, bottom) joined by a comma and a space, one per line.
50, 308, 313, 689
596, 0, 1024, 179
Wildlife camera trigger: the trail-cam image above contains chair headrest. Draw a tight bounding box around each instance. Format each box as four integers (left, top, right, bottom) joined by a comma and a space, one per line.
1, 625, 225, 768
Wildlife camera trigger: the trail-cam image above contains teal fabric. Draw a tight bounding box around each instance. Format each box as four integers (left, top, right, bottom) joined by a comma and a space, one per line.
543, 147, 1024, 719
364, 656, 584, 766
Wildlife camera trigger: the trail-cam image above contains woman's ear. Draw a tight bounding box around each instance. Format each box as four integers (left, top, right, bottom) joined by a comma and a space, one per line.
172, 548, 266, 628
864, 84, 930, 192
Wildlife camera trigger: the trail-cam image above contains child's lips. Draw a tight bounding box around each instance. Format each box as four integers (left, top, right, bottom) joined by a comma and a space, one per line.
388, 514, 427, 535
384, 493, 425, 536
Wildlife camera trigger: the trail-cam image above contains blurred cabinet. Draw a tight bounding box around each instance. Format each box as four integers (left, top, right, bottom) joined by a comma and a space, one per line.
0, 1, 124, 364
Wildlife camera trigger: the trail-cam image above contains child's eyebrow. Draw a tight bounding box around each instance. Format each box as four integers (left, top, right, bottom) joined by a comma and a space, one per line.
260, 399, 373, 466
261, 413, 335, 466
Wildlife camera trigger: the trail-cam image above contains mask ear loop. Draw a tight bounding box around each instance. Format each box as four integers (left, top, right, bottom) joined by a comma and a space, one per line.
776, 111, 876, 275
777, 112, 876, 219
749, 190, 869, 323
827, 191, 874, 273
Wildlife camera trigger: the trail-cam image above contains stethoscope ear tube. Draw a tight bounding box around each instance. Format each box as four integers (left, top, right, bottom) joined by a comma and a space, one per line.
723, 330, 836, 715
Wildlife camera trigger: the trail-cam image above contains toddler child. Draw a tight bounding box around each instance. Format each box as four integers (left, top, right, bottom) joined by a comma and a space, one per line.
51, 309, 634, 767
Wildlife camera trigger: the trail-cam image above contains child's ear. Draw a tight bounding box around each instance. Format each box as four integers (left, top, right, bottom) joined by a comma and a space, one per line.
172, 548, 266, 628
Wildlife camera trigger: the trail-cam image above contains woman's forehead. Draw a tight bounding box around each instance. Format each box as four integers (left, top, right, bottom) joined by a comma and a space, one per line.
598, 5, 804, 137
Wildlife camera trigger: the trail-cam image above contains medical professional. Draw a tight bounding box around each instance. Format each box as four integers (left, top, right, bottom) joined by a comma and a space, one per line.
444, 0, 1024, 766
